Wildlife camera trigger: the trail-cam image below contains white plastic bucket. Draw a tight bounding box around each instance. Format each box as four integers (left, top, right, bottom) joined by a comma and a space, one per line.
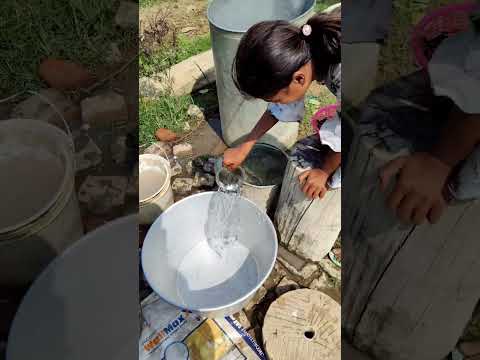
139, 154, 174, 225
7, 215, 138, 360
142, 192, 278, 318
0, 119, 83, 286
240, 143, 289, 214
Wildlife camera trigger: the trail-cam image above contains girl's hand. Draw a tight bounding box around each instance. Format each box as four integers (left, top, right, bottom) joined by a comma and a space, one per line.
223, 146, 250, 171
299, 169, 330, 199
379, 152, 452, 225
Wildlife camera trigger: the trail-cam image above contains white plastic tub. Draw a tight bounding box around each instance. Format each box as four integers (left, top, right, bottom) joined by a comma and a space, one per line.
139, 154, 174, 225
0, 119, 83, 286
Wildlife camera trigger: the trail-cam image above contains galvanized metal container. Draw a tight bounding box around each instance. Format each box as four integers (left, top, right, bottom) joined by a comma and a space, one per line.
207, 0, 316, 150
240, 143, 289, 214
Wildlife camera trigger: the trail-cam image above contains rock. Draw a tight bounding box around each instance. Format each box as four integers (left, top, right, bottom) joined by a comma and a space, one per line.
143, 141, 173, 158
187, 104, 205, 122
81, 91, 128, 130
111, 135, 127, 164
74, 131, 103, 172
318, 258, 341, 284
173, 143, 193, 158
171, 178, 193, 195
78, 176, 128, 215
115, 1, 138, 29
277, 246, 306, 271
11, 88, 82, 129
244, 286, 267, 314
193, 172, 215, 188
233, 311, 251, 330
275, 277, 300, 297
203, 161, 215, 174
277, 247, 319, 286
107, 42, 122, 63
126, 173, 138, 197
183, 122, 191, 131
184, 160, 193, 176
171, 162, 183, 177
199, 89, 209, 94
155, 128, 177, 142
193, 157, 206, 169
263, 263, 286, 291
39, 58, 95, 91
308, 272, 341, 304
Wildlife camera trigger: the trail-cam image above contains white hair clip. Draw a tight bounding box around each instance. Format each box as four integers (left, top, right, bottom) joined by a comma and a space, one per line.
302, 24, 312, 37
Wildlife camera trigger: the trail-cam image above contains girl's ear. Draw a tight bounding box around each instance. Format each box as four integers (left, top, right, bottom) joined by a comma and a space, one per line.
293, 72, 306, 86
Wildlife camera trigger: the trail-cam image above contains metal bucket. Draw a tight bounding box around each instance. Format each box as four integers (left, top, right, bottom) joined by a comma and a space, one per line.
141, 192, 278, 318
0, 119, 83, 287
240, 143, 289, 214
207, 0, 316, 150
139, 154, 174, 225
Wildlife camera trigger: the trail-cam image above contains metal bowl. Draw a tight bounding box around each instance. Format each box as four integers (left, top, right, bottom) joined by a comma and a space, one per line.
141, 192, 278, 318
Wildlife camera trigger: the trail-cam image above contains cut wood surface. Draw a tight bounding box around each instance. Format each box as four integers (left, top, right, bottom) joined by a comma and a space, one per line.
342, 118, 480, 360
275, 158, 341, 262
263, 289, 341, 360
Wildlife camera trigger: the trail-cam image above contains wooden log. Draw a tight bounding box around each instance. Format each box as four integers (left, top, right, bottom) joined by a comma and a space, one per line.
274, 155, 341, 262
342, 107, 480, 360
262, 289, 341, 360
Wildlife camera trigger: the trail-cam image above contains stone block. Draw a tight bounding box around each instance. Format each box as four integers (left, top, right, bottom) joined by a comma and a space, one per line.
81, 91, 128, 130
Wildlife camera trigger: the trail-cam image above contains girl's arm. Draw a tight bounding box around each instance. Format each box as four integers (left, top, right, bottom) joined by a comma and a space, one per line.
431, 108, 480, 169
223, 111, 278, 170
380, 108, 480, 224
299, 150, 341, 199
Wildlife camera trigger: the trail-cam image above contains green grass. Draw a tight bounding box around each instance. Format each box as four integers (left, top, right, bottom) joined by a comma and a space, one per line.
140, 34, 211, 77
315, 0, 339, 13
0, 0, 136, 97
377, 0, 467, 86
300, 88, 336, 138
140, 94, 194, 146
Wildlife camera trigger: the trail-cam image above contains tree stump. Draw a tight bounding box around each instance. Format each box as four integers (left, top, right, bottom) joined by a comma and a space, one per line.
263, 289, 341, 360
342, 80, 480, 359
275, 140, 341, 262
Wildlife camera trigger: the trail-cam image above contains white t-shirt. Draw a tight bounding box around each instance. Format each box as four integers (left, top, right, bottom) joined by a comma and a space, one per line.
428, 25, 480, 114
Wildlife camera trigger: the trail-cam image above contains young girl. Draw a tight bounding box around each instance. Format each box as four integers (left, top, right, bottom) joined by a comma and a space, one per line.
222, 11, 341, 200
378, 8, 480, 225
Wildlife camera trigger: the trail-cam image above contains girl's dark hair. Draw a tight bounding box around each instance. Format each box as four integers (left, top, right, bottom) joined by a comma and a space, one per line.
233, 10, 341, 99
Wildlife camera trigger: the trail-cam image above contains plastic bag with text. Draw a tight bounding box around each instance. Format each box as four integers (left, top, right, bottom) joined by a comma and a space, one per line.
139, 292, 266, 360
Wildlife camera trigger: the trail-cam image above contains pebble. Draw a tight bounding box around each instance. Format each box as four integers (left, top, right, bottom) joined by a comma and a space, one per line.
173, 143, 193, 158
171, 178, 194, 195
155, 128, 177, 142
203, 161, 215, 174
193, 172, 215, 188
275, 277, 300, 297
39, 58, 95, 91
171, 162, 183, 177
187, 104, 205, 121
184, 160, 193, 176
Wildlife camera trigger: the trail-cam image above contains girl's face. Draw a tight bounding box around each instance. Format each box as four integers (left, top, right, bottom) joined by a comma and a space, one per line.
266, 62, 314, 104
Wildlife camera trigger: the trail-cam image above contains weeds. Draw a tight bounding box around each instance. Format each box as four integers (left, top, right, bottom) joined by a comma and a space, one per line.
0, 0, 136, 97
